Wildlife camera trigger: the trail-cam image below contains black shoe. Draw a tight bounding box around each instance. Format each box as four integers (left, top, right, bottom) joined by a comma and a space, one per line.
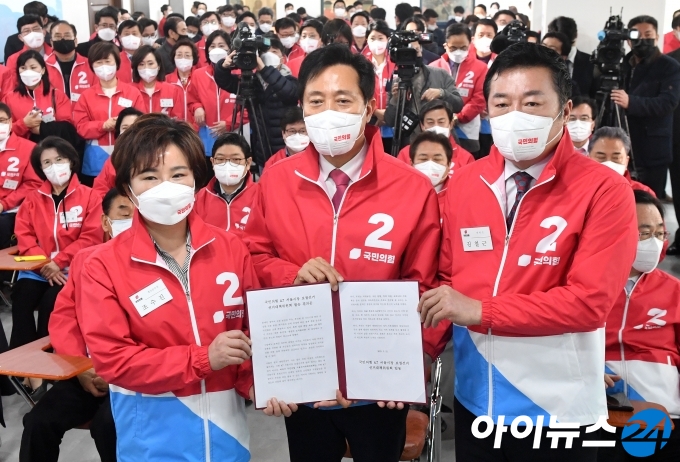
29, 382, 48, 402
667, 242, 680, 256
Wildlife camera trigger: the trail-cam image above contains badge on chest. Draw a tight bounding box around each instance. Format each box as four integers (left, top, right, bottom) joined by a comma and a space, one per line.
129, 279, 174, 317
460, 226, 493, 251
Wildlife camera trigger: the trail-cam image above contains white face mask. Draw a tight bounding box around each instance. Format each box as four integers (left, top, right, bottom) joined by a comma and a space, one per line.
139, 67, 159, 83
286, 9, 294, 14
94, 64, 117, 82
43, 163, 71, 186
304, 107, 367, 157
415, 160, 447, 186
489, 8, 499, 17
98, 28, 116, 42
454, 15, 464, 22
197, 9, 206, 16
449, 49, 468, 63
284, 133, 310, 152
427, 24, 438, 31
299, 37, 319, 53
601, 160, 627, 176
20, 69, 42, 87
175, 58, 193, 72
121, 35, 141, 51
475, 36, 493, 53
24, 31, 45, 49
489, 110, 562, 162
214, 162, 246, 186
209, 47, 229, 64
368, 40, 387, 56
566, 120, 592, 143
261, 52, 280, 67
222, 16, 236, 27
142, 35, 158, 46
0, 123, 10, 141
249, 26, 257, 34
632, 237, 664, 273
108, 217, 133, 238
130, 181, 195, 226
260, 23, 273, 33
476, 13, 486, 19
280, 35, 297, 49
353, 25, 367, 37
201, 23, 220, 36
427, 125, 451, 137
187, 32, 197, 39
335, 8, 346, 17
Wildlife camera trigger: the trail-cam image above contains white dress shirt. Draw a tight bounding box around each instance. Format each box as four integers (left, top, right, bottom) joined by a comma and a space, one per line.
575, 138, 590, 156
318, 142, 368, 200
503, 153, 554, 217
567, 46, 578, 78
0, 137, 8, 152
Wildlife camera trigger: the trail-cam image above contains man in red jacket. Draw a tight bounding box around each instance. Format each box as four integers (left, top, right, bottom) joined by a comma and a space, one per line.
3, 14, 53, 97
245, 44, 441, 462
419, 43, 638, 461
263, 107, 309, 172
21, 188, 133, 462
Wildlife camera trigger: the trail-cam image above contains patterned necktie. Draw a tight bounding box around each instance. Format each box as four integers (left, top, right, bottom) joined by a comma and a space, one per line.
329, 169, 351, 212
506, 171, 533, 230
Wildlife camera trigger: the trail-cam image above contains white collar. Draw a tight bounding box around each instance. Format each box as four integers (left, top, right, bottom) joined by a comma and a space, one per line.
504, 152, 554, 183
319, 142, 368, 184
0, 136, 9, 152
567, 45, 578, 63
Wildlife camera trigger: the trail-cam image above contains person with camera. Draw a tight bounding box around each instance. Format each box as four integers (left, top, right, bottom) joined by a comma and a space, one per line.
402, 17, 440, 65
614, 15, 680, 199
214, 35, 298, 171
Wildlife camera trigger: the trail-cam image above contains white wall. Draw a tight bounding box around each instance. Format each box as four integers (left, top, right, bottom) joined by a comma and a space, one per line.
61, 0, 92, 43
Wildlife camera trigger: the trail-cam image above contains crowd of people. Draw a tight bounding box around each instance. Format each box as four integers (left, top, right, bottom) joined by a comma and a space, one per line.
0, 1, 678, 462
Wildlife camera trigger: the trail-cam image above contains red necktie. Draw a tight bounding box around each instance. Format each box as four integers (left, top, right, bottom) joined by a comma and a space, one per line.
329, 169, 351, 212
506, 171, 533, 230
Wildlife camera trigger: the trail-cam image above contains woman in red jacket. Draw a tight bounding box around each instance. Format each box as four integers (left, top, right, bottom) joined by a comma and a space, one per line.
2, 50, 73, 141
131, 45, 185, 119
10, 136, 103, 397
166, 38, 199, 123
73, 42, 146, 185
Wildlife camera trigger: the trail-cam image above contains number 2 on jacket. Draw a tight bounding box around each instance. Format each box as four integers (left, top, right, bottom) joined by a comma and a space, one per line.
216, 272, 243, 306
535, 216, 567, 254
365, 213, 394, 250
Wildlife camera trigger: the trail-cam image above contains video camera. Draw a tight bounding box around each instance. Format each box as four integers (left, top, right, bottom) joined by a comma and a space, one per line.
591, 12, 639, 91
231, 21, 270, 71
490, 20, 528, 55
388, 30, 433, 69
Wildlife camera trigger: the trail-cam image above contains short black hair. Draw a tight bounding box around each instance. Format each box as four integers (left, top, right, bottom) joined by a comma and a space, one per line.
185, 16, 200, 28
275, 17, 297, 32
299, 43, 374, 103
166, 13, 185, 21
673, 15, 680, 30
161, 4, 170, 13
542, 31, 571, 57
454, 6, 465, 14
171, 38, 199, 66
0, 103, 11, 119
300, 19, 323, 37
103, 188, 124, 215
120, 8, 129, 15
281, 107, 304, 131
15, 50, 50, 97
634, 189, 665, 220
526, 30, 541, 41
484, 42, 571, 107
30, 136, 80, 181
446, 23, 471, 41
423, 9, 439, 20
351, 11, 370, 24
395, 3, 414, 24
285, 3, 294, 8
218, 5, 234, 14
118, 19, 139, 35
199, 11, 220, 24
50, 20, 77, 36
334, 0, 346, 7
473, 18, 497, 35
370, 8, 387, 21
464, 15, 480, 26
24, 1, 47, 17
628, 15, 658, 32
403, 17, 426, 33
236, 11, 257, 23
322, 19, 353, 45
547, 16, 577, 43
287, 13, 302, 24
95, 6, 119, 25
132, 12, 145, 21
493, 10, 517, 21
115, 107, 144, 138
88, 41, 121, 71
410, 131, 453, 163
369, 20, 391, 38
297, 7, 307, 15
164, 17, 184, 37
419, 99, 453, 125
258, 7, 274, 18
131, 45, 165, 83
17, 14, 42, 33
476, 4, 487, 13
138, 18, 158, 32
212, 132, 252, 159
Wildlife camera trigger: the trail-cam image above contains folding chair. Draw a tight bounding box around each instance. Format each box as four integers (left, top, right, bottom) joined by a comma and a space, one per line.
0, 245, 50, 307
608, 400, 675, 430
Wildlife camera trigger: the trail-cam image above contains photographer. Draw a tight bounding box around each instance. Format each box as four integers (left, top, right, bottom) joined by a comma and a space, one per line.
214, 35, 298, 170
615, 15, 680, 199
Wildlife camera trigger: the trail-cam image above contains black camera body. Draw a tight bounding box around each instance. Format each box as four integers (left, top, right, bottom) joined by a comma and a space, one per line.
490, 20, 528, 55
591, 14, 639, 90
231, 22, 270, 71
388, 30, 433, 68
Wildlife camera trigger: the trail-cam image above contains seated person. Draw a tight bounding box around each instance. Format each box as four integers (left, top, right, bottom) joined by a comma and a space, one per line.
588, 126, 656, 196
21, 188, 133, 462
10, 136, 103, 397
601, 189, 680, 460
409, 131, 454, 214
397, 100, 474, 172
263, 107, 309, 172
567, 95, 596, 155
194, 133, 258, 237
92, 107, 143, 199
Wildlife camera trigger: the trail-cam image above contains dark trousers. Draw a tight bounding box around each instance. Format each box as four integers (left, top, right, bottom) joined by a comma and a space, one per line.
454, 398, 599, 462
284, 404, 408, 462
0, 212, 16, 249
20, 377, 116, 462
78, 173, 95, 188
478, 133, 493, 159
670, 142, 680, 243
637, 165, 668, 199
10, 279, 63, 349
597, 419, 680, 462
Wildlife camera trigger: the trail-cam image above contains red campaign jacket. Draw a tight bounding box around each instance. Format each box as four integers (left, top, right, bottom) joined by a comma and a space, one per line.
2, 84, 73, 138
187, 66, 242, 129
116, 52, 134, 84
73, 81, 146, 147
49, 245, 99, 357
362, 50, 395, 110
664, 31, 680, 54
287, 43, 305, 62
194, 175, 258, 238
351, 41, 367, 55
166, 70, 193, 122
429, 52, 487, 125
0, 65, 7, 101
15, 175, 103, 269
92, 157, 116, 199
45, 53, 95, 104
2, 44, 53, 96
623, 170, 656, 196
245, 125, 441, 292
195, 36, 208, 69
397, 135, 475, 174
605, 269, 680, 417
0, 133, 42, 210
135, 80, 185, 119
263, 147, 289, 173
286, 56, 303, 78
79, 211, 258, 398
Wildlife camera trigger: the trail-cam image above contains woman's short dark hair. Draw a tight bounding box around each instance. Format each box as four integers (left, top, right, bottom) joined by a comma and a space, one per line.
402, 16, 426, 33
299, 43, 374, 104
88, 42, 121, 72
171, 38, 199, 66
131, 45, 166, 83
15, 50, 50, 96
30, 136, 80, 181
484, 42, 571, 108
205, 30, 231, 62
112, 114, 209, 194
409, 131, 453, 163
212, 132, 252, 159
0, 103, 12, 119
368, 20, 391, 39
322, 19, 353, 46
114, 107, 144, 139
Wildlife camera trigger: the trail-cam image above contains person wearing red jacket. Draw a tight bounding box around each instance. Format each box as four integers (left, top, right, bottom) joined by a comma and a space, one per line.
350, 11, 369, 54
73, 42, 146, 184
263, 107, 309, 172
276, 17, 304, 61
79, 114, 257, 461
430, 23, 488, 157
116, 20, 143, 84
419, 43, 638, 461
130, 45, 184, 118
600, 190, 680, 460
22, 188, 133, 462
284, 19, 324, 78
664, 13, 680, 54
408, 131, 458, 216
10, 137, 103, 395
245, 44, 441, 462
2, 51, 73, 140
365, 21, 394, 132
165, 39, 199, 123
194, 133, 258, 238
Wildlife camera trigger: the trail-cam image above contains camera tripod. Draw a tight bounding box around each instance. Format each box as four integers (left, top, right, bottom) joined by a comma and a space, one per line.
390, 66, 419, 157
230, 69, 272, 164
595, 81, 637, 176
